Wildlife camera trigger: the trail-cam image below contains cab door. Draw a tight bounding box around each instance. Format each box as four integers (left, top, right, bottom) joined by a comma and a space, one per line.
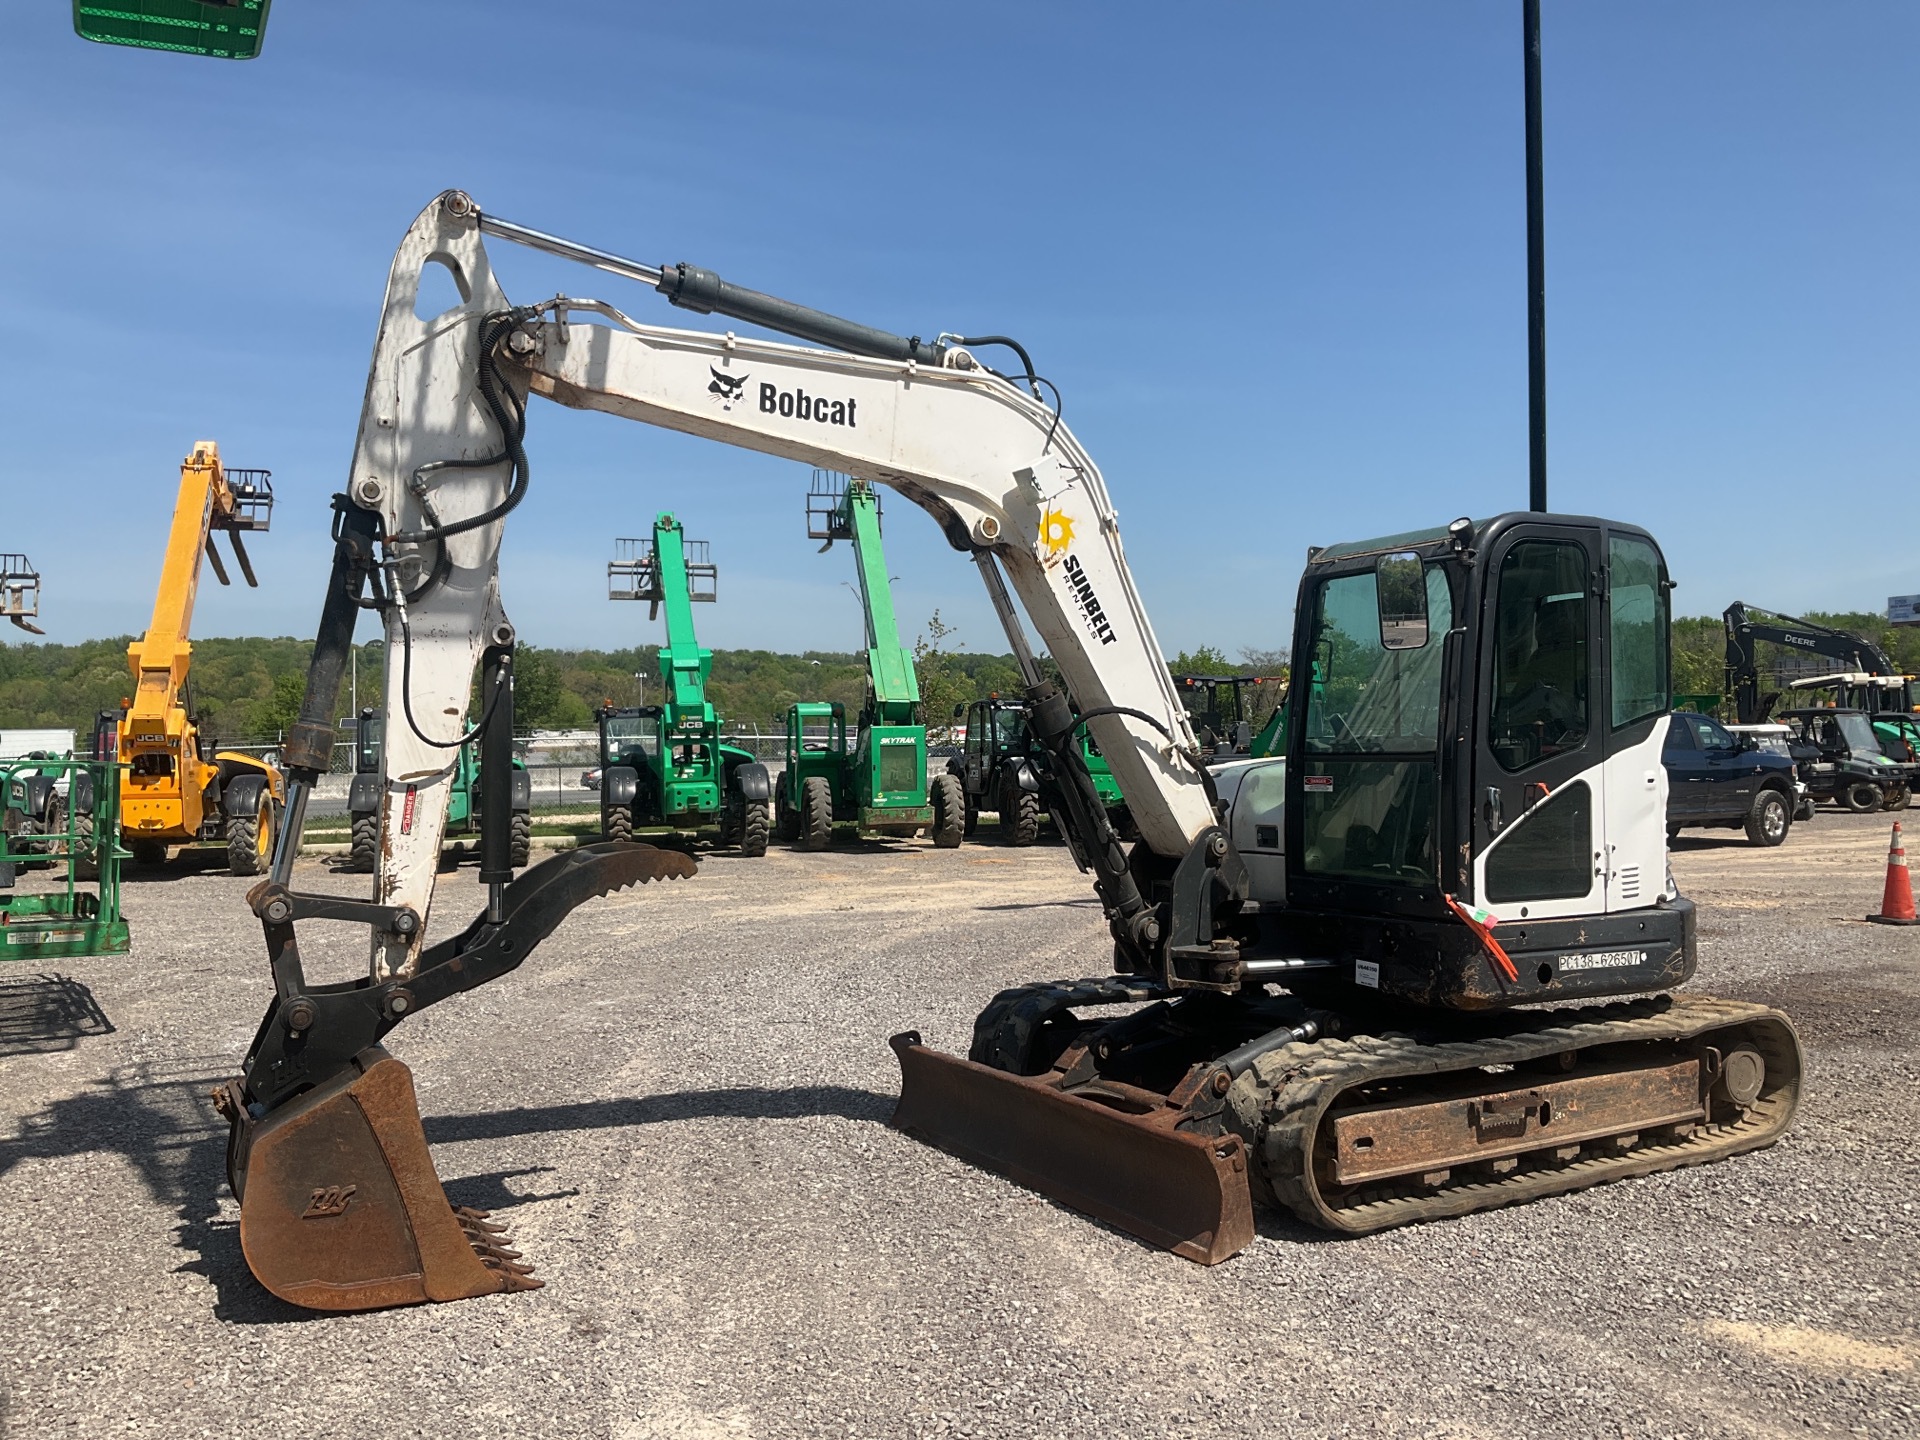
1471, 523, 1607, 921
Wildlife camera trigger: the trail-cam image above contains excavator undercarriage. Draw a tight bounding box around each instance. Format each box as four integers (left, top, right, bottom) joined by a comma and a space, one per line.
894, 984, 1801, 1262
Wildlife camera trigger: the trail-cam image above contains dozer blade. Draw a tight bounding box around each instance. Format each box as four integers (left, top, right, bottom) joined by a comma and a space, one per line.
888, 1032, 1255, 1264
227, 1047, 538, 1312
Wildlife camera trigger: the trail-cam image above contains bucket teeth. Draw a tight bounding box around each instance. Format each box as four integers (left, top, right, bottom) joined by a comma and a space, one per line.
455, 1206, 541, 1286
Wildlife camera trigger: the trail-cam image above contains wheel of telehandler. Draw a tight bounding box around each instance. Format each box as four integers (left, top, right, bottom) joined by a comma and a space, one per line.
509, 811, 532, 867
130, 839, 167, 867
71, 807, 99, 881
999, 775, 1040, 846
738, 798, 770, 857
228, 793, 275, 877
348, 812, 378, 873
1843, 781, 1883, 814
605, 804, 633, 843
774, 793, 797, 844
801, 776, 834, 852
929, 772, 965, 849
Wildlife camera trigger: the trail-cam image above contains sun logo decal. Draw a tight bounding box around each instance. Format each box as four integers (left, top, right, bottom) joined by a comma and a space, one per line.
1039, 508, 1075, 557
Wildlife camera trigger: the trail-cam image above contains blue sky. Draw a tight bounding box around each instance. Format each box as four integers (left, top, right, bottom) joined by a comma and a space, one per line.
4, 3, 1913, 661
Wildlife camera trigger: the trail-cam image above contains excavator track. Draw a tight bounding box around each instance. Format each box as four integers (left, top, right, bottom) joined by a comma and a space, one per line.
894, 982, 1802, 1260
1231, 993, 1803, 1235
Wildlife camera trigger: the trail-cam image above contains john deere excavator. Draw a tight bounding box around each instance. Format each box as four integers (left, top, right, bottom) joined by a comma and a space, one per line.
218, 193, 1801, 1311
84, 443, 283, 875
778, 471, 963, 849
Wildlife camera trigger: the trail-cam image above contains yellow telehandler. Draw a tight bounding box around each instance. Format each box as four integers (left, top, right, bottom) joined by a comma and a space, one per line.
104, 441, 284, 875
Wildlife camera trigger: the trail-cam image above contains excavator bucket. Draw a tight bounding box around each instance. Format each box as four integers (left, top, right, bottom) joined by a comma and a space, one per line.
888, 1033, 1255, 1264
222, 1048, 536, 1311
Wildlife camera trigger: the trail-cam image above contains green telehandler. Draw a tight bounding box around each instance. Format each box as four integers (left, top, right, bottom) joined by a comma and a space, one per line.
598, 514, 771, 855
777, 475, 963, 850
947, 694, 1132, 845
345, 709, 531, 872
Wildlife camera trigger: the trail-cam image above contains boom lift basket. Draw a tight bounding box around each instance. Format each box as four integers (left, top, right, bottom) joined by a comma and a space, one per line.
0, 555, 43, 634
609, 536, 717, 604
806, 469, 877, 545
0, 757, 129, 960
219, 469, 275, 531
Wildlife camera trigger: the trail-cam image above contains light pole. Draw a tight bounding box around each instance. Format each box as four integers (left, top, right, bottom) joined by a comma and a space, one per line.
1524, 0, 1548, 511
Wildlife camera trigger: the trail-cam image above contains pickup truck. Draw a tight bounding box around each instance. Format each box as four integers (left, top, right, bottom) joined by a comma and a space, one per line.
1663, 711, 1802, 846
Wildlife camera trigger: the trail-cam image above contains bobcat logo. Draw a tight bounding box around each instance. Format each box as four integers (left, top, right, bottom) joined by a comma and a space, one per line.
302, 1185, 357, 1219
708, 367, 749, 409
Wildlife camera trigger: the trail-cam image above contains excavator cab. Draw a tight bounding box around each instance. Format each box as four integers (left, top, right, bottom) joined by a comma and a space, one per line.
1276, 514, 1687, 1008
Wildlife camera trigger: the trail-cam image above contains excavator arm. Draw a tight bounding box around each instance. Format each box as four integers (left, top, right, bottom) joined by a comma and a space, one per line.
225, 191, 1226, 1310
1724, 601, 1902, 723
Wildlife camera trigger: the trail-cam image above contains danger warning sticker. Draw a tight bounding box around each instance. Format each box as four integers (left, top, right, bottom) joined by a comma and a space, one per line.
1304, 775, 1333, 792
400, 785, 418, 835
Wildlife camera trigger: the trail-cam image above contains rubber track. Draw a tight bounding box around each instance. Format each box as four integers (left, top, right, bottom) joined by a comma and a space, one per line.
967, 977, 1168, 1072
1234, 992, 1804, 1234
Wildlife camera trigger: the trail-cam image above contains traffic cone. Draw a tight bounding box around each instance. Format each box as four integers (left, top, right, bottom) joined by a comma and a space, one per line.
1869, 821, 1918, 926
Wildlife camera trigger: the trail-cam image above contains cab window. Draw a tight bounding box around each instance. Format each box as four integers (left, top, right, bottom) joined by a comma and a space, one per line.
1489, 541, 1590, 772
1608, 535, 1668, 728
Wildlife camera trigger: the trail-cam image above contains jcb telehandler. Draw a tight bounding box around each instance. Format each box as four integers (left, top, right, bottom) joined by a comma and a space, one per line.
597, 515, 771, 854
776, 474, 963, 849
345, 708, 531, 871
78, 443, 283, 875
217, 194, 1800, 1311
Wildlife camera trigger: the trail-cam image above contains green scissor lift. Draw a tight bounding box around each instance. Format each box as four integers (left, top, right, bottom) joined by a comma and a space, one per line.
600, 515, 771, 855
779, 475, 964, 850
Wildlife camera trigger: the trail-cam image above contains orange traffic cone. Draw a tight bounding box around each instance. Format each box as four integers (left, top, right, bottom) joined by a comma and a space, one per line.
1869, 821, 1918, 926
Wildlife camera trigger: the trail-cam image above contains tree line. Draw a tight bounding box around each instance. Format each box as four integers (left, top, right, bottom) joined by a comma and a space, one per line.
4, 611, 1900, 739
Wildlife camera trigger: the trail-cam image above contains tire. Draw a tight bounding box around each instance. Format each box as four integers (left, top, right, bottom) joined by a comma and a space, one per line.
1843, 781, 1883, 814
929, 772, 964, 849
801, 776, 834, 852
1744, 788, 1791, 847
228, 794, 275, 877
738, 798, 770, 858
605, 804, 633, 844
1666, 822, 1683, 844
131, 840, 167, 867
348, 812, 378, 873
775, 794, 798, 844
999, 775, 1040, 847
1889, 787, 1912, 813
509, 811, 532, 868
71, 808, 99, 881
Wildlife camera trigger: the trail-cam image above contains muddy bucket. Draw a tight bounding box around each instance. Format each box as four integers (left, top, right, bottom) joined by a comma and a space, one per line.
221, 1047, 536, 1311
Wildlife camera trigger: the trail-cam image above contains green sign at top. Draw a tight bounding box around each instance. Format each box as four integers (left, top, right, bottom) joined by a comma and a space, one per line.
74, 0, 272, 60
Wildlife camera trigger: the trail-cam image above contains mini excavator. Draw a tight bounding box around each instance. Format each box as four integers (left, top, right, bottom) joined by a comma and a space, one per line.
220, 193, 1801, 1310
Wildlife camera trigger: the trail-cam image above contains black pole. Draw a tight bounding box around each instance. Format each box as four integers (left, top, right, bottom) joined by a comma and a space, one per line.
1524, 0, 1548, 511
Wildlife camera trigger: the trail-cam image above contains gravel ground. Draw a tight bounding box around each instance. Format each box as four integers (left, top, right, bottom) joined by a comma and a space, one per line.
1, 810, 1914, 1439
